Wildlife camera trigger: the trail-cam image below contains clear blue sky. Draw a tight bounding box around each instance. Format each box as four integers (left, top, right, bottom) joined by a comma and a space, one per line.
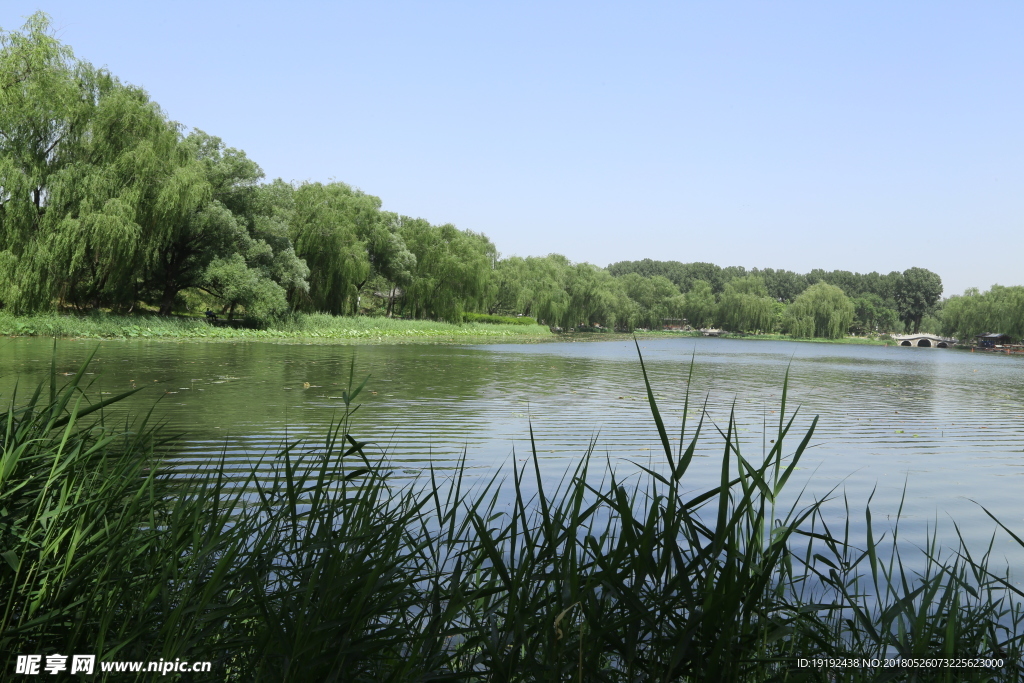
4, 1, 1022, 297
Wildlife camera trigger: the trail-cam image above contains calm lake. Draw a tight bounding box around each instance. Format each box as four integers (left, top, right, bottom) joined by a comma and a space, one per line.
3, 335, 1023, 578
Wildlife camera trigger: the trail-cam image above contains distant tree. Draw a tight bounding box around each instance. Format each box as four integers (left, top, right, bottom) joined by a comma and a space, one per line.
894, 267, 943, 333
563, 263, 619, 328
850, 294, 900, 335
855, 270, 900, 303
681, 280, 716, 328
941, 285, 1024, 341
677, 262, 725, 293
720, 265, 749, 287
717, 276, 776, 333
505, 254, 577, 325
618, 273, 682, 329
365, 211, 416, 295
488, 255, 528, 315
751, 268, 808, 302
785, 283, 854, 338
608, 259, 692, 291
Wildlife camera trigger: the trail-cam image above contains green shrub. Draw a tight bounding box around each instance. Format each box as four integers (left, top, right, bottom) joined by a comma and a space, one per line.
463, 312, 538, 325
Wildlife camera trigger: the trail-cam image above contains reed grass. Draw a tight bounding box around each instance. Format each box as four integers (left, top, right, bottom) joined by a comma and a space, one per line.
0, 311, 552, 342
1, 344, 1021, 681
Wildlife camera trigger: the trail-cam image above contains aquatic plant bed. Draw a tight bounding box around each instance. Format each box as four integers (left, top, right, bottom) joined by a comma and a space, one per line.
0, 312, 552, 343
2, 349, 1021, 681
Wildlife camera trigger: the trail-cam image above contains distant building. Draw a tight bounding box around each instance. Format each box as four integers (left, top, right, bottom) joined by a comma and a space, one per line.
975, 333, 1013, 349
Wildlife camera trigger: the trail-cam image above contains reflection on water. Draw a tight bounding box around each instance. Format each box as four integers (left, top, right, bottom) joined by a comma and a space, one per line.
2, 336, 1023, 577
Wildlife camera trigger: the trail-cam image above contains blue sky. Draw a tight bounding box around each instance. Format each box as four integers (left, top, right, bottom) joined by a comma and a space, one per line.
3, 1, 1022, 296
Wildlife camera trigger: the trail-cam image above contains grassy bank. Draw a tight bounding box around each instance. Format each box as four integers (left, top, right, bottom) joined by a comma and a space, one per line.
2, 350, 1021, 681
0, 311, 553, 343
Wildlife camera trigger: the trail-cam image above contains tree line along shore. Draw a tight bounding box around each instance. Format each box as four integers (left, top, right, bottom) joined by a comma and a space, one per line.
2, 14, 1021, 344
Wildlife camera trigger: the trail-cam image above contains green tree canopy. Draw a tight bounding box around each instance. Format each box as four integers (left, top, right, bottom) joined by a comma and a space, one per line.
850, 294, 900, 335
141, 130, 304, 316
0, 13, 194, 312
618, 273, 682, 329
941, 285, 1024, 342
399, 219, 496, 323
785, 282, 855, 339
750, 268, 808, 302
680, 280, 717, 329
717, 276, 776, 333
288, 181, 380, 315
895, 267, 943, 333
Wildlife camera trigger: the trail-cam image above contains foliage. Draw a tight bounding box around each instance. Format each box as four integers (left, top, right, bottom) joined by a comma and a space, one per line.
850, 293, 901, 335
716, 276, 777, 333
0, 14, 188, 312
144, 131, 305, 317
488, 255, 569, 325
608, 260, 730, 294
463, 312, 537, 325
784, 282, 856, 339
0, 311, 552, 341
563, 263, 633, 330
680, 280, 717, 329
895, 267, 944, 334
398, 219, 495, 323
617, 273, 683, 329
750, 267, 808, 302
287, 182, 417, 317
941, 285, 1024, 342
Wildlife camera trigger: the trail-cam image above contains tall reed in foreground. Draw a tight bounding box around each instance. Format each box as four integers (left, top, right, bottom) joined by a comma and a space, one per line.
1, 344, 1021, 681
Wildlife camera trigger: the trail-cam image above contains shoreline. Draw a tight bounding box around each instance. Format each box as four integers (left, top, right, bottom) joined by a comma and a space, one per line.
556, 330, 909, 347
0, 312, 948, 348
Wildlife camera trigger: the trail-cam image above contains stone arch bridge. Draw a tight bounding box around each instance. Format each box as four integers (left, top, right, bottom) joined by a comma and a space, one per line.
893, 334, 955, 348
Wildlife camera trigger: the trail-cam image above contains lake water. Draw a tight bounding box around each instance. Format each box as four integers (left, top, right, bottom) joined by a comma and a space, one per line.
2, 335, 1023, 579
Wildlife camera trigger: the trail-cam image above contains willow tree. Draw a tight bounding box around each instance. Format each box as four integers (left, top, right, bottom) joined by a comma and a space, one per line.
617, 273, 683, 329
399, 219, 496, 323
784, 282, 854, 338
681, 280, 717, 329
717, 276, 776, 333
287, 182, 380, 315
0, 14, 296, 317
45, 84, 217, 314
941, 285, 1024, 341
0, 13, 182, 311
561, 263, 629, 329
131, 130, 295, 316
509, 255, 573, 326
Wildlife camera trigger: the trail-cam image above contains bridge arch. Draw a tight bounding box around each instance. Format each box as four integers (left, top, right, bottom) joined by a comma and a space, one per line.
894, 334, 955, 348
